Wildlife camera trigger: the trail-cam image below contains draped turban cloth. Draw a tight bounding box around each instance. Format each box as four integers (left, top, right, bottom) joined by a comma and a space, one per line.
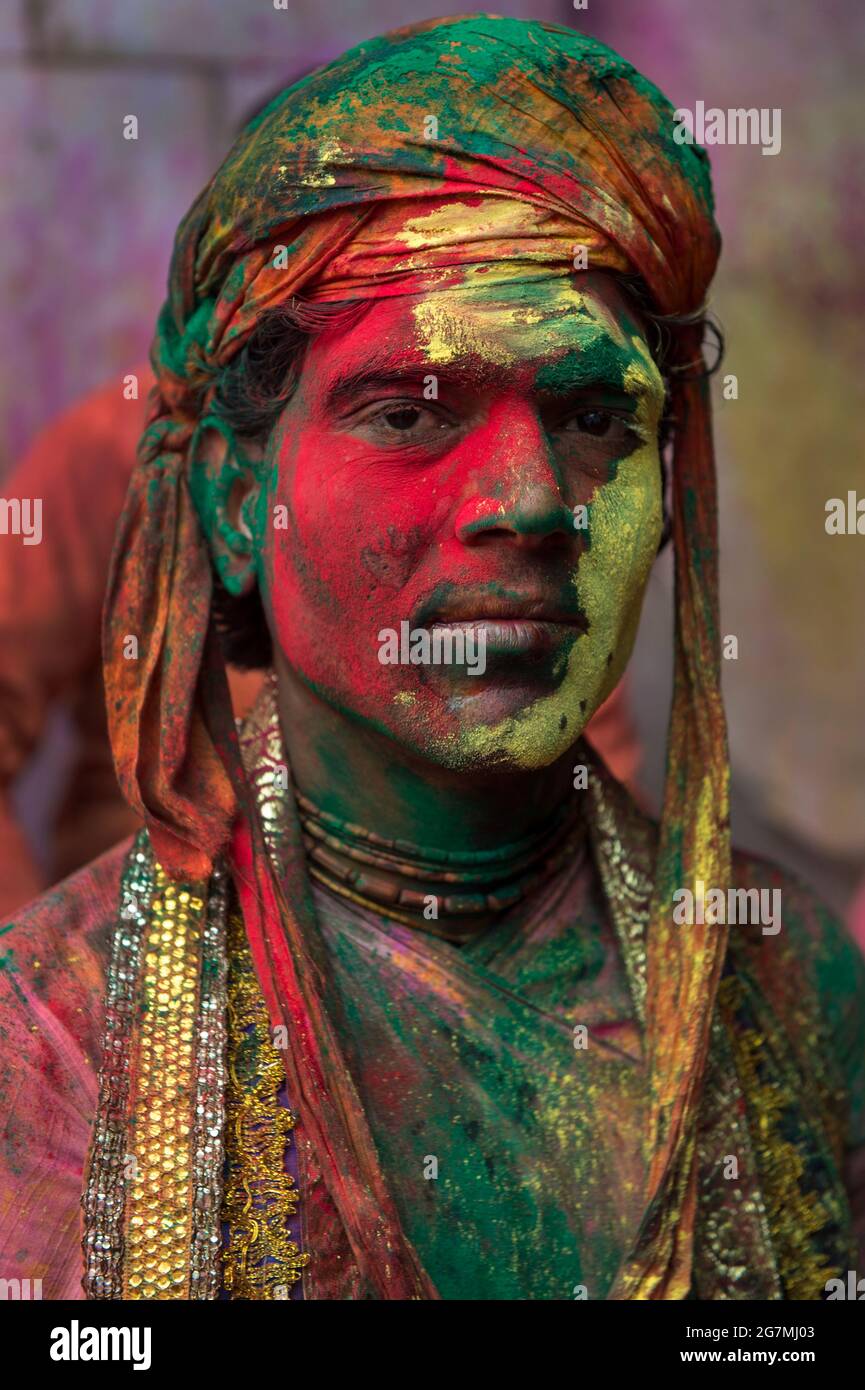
104, 15, 727, 1300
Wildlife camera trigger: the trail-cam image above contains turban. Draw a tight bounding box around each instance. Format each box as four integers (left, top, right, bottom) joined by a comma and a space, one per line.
104, 15, 727, 1299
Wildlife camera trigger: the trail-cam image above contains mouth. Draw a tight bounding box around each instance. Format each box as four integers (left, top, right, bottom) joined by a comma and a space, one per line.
428, 617, 582, 657
418, 596, 588, 660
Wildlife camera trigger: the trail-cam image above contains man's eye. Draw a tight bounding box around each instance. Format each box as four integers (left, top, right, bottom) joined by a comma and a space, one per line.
351, 398, 458, 453
572, 409, 614, 437
557, 408, 640, 450
382, 405, 426, 432
365, 401, 453, 444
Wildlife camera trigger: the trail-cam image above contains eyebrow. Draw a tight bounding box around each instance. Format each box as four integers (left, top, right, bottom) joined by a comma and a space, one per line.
321, 347, 643, 412
324, 367, 442, 411
321, 350, 489, 410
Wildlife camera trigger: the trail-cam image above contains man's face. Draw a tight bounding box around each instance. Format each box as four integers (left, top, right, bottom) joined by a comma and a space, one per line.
256, 269, 664, 772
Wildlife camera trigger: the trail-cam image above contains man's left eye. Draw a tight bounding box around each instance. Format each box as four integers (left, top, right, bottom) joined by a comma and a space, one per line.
571, 409, 614, 437
557, 409, 642, 453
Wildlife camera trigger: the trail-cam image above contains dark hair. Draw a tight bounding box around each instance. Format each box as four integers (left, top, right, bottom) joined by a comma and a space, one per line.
206, 298, 371, 668
611, 272, 725, 553
206, 280, 724, 668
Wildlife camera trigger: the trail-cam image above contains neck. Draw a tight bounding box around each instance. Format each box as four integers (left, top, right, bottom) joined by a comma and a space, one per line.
272, 658, 583, 941
273, 655, 578, 856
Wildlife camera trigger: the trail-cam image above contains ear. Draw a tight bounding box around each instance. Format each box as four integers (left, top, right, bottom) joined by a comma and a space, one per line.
187, 418, 263, 597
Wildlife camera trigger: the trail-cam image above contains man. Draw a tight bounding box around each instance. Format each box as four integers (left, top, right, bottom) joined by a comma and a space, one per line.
1, 15, 863, 1301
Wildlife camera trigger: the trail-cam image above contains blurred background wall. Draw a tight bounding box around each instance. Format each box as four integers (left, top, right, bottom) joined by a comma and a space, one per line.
1, 0, 863, 916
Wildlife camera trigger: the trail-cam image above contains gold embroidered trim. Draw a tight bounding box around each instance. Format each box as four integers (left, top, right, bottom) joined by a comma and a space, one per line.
587, 755, 782, 1299
221, 905, 310, 1299
123, 865, 206, 1299
718, 974, 850, 1300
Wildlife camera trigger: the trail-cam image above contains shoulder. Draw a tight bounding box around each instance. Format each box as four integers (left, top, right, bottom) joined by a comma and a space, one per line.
0, 837, 130, 1299
728, 845, 865, 1026
728, 845, 865, 1147
0, 835, 129, 1055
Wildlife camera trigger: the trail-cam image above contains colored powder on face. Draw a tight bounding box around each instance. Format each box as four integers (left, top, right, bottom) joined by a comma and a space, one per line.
410, 273, 617, 369
433, 336, 664, 770
257, 265, 665, 791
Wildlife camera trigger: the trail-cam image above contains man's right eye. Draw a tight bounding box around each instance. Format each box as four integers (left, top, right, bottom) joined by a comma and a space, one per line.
358, 400, 456, 447
381, 405, 426, 432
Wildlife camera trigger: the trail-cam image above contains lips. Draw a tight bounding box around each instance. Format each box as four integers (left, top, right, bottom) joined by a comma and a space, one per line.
429, 617, 582, 657
416, 592, 588, 661
418, 592, 587, 628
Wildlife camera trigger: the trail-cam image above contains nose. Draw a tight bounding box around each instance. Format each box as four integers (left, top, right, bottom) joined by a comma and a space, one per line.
453, 405, 574, 549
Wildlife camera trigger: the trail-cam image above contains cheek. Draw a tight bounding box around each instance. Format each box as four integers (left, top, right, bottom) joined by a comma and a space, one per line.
573, 446, 662, 689
261, 431, 348, 664
261, 419, 447, 687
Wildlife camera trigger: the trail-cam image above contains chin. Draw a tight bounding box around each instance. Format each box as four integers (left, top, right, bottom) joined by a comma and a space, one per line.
388, 682, 592, 774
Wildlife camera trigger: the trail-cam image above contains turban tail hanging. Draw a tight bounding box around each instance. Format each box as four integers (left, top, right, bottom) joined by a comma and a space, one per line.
104, 15, 727, 1299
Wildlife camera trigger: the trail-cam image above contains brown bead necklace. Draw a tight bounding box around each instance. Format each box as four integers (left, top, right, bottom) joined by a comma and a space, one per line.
297, 789, 587, 941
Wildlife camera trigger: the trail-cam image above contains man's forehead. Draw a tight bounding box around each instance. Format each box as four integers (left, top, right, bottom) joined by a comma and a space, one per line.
311, 275, 650, 395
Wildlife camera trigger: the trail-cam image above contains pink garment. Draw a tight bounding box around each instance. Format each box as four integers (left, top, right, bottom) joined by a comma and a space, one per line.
0, 842, 126, 1298
850, 876, 865, 956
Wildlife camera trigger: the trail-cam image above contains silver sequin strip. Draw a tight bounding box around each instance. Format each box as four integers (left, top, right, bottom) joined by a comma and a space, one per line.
189, 859, 229, 1299
82, 832, 154, 1298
